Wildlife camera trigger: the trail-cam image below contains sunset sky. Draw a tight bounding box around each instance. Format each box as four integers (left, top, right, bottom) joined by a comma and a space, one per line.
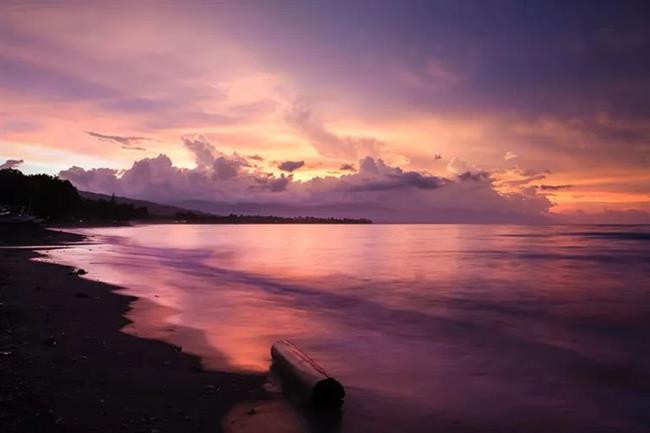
1, 1, 649, 222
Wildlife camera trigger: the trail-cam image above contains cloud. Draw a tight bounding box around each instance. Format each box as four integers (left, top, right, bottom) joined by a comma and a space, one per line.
457, 171, 490, 182
539, 184, 573, 191
269, 174, 291, 192
446, 157, 473, 175
278, 160, 305, 172
182, 134, 216, 170
504, 151, 518, 160
87, 131, 149, 148
287, 102, 384, 158
339, 156, 447, 192
248, 154, 264, 161
339, 163, 356, 171
182, 134, 250, 174
57, 166, 120, 193
58, 141, 555, 223
445, 157, 490, 181
213, 156, 240, 180
0, 159, 24, 169
493, 168, 549, 188
434, 154, 442, 160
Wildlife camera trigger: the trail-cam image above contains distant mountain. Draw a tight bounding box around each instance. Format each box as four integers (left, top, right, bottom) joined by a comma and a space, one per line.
79, 191, 211, 218
83, 192, 372, 224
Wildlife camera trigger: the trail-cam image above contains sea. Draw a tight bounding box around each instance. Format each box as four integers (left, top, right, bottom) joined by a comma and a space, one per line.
41, 224, 650, 432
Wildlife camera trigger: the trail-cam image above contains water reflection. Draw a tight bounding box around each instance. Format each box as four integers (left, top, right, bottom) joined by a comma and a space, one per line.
43, 224, 650, 432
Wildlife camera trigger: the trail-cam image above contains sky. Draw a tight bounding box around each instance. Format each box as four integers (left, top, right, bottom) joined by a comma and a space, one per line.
1, 0, 649, 222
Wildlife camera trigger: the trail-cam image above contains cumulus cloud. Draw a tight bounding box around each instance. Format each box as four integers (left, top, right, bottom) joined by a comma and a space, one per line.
58, 139, 554, 223
340, 157, 447, 192
0, 159, 24, 169
213, 156, 240, 180
287, 102, 384, 158
182, 135, 216, 170
182, 134, 250, 175
446, 157, 473, 175
445, 157, 490, 181
86, 131, 149, 149
58, 166, 121, 193
278, 160, 305, 172
269, 174, 291, 192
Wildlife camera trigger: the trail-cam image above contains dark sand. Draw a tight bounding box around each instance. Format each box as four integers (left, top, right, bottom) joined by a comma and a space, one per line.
0, 225, 268, 432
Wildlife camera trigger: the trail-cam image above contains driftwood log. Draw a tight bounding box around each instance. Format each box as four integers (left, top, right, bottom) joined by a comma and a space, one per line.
271, 340, 345, 407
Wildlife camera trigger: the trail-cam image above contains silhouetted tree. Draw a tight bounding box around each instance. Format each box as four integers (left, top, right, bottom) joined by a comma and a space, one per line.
0, 169, 148, 222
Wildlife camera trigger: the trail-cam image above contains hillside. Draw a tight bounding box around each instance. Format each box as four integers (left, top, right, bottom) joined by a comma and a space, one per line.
79, 191, 209, 218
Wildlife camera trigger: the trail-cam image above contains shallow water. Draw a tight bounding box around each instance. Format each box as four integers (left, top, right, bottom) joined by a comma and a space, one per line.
42, 224, 650, 432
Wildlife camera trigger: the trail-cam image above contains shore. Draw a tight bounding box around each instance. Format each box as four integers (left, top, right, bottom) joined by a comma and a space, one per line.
0, 225, 268, 432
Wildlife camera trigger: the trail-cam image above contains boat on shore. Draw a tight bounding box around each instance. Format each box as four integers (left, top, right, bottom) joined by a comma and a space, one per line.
0, 204, 41, 224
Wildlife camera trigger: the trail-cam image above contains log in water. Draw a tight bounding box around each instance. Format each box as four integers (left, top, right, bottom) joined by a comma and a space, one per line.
271, 340, 345, 407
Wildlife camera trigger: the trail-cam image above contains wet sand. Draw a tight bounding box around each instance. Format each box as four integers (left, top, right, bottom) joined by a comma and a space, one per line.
0, 225, 268, 432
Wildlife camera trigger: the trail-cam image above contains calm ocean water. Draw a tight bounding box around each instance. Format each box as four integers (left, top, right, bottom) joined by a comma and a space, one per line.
43, 224, 650, 432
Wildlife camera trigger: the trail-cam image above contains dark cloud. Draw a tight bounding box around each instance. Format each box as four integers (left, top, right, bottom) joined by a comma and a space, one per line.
87, 131, 149, 148
434, 154, 442, 160
339, 158, 447, 192
539, 184, 574, 191
345, 172, 446, 192
0, 159, 24, 170
339, 163, 356, 171
269, 174, 290, 192
248, 154, 264, 161
457, 171, 491, 182
121, 145, 146, 151
212, 156, 240, 180
278, 160, 305, 172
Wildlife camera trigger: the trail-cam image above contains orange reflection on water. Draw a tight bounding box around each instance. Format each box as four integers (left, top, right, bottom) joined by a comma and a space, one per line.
42, 224, 650, 433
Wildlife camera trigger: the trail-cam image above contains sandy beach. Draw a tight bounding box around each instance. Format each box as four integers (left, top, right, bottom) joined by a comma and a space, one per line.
0, 225, 268, 432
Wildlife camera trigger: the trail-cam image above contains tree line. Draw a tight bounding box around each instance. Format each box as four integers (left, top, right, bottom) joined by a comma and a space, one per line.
174, 211, 372, 224
0, 169, 148, 222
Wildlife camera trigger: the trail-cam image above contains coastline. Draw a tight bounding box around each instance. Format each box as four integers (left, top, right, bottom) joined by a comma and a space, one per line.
0, 225, 268, 432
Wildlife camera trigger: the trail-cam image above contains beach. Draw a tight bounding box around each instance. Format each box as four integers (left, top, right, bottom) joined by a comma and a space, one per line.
0, 225, 268, 432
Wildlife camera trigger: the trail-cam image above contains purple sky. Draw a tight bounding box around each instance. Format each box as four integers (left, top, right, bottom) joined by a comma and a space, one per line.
1, 1, 649, 222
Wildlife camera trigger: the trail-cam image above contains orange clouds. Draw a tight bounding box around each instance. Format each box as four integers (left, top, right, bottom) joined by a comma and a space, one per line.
2, 1, 649, 220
